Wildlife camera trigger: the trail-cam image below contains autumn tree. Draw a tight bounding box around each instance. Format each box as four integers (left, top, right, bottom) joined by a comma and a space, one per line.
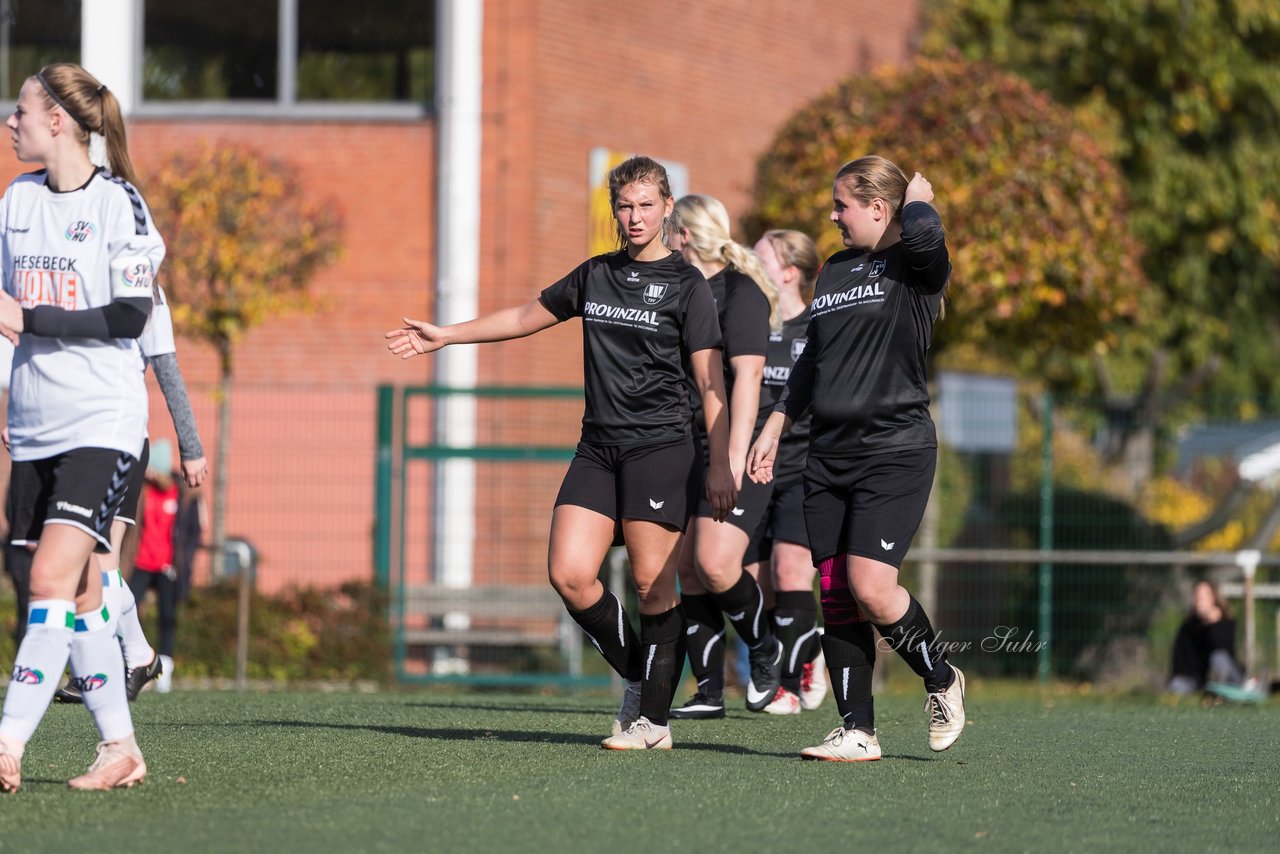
147, 145, 341, 660
748, 55, 1149, 392
924, 0, 1280, 408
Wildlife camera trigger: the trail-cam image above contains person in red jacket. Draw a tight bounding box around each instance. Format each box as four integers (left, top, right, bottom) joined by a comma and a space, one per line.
129, 440, 180, 693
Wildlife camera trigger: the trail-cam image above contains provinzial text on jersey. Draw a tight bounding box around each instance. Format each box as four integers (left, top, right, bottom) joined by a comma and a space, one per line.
810, 282, 885, 315
583, 301, 660, 327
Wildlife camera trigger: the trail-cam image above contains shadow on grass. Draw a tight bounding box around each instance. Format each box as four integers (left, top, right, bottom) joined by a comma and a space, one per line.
254, 719, 798, 757
404, 700, 606, 716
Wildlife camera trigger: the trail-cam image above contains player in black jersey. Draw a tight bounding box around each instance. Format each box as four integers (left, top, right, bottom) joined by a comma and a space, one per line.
749, 156, 965, 761
743, 228, 829, 715
663, 194, 786, 718
387, 156, 736, 751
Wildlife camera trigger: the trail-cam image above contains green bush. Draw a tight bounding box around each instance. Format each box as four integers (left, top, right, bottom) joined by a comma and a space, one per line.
0, 580, 393, 685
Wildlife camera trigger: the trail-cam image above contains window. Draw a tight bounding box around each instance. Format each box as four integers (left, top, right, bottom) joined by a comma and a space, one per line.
143, 0, 434, 112
1, 0, 82, 100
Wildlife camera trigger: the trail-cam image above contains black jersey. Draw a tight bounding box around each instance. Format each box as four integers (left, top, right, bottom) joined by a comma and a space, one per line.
689, 268, 770, 442
763, 309, 812, 481
539, 251, 721, 445
778, 201, 949, 459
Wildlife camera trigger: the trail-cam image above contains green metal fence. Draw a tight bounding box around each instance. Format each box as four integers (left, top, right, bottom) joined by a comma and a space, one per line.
374, 381, 1280, 689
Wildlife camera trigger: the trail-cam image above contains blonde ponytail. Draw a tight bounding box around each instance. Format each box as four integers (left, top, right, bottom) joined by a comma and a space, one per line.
671, 194, 780, 331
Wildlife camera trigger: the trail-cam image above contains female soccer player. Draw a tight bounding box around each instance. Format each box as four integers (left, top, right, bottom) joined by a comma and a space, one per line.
0, 62, 165, 790
54, 284, 208, 704
663, 194, 785, 718
748, 156, 965, 761
744, 229, 827, 715
387, 156, 735, 750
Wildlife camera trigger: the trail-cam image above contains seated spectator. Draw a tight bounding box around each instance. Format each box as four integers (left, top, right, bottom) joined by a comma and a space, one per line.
1167, 579, 1246, 696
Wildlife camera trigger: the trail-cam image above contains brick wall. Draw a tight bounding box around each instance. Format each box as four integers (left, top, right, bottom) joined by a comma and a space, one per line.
0, 1, 920, 591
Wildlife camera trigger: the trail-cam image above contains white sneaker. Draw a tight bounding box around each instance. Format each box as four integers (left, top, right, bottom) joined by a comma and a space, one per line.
800, 726, 881, 762
611, 679, 641, 737
0, 740, 21, 793
155, 655, 174, 694
800, 647, 829, 711
601, 716, 672, 751
763, 687, 802, 715
926, 666, 966, 751
67, 740, 147, 790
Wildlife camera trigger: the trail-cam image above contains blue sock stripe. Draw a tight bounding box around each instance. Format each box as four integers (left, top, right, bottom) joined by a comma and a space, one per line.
29, 606, 76, 629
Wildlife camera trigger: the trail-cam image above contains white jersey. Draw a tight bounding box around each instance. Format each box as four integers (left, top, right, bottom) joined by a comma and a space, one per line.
138, 284, 176, 360
1, 169, 165, 461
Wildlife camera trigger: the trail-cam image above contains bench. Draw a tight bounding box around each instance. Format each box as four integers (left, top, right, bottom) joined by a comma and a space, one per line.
400, 583, 571, 648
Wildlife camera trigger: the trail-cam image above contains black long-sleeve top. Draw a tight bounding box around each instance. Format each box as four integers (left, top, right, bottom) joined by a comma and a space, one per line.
777, 201, 950, 458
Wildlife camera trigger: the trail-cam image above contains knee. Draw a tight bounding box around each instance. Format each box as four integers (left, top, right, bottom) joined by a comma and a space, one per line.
547, 564, 596, 608
849, 578, 897, 622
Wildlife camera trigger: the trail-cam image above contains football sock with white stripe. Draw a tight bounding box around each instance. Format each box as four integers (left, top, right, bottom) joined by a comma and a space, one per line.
679, 594, 725, 699
774, 591, 819, 694
821, 620, 876, 732
108, 570, 155, 668
70, 604, 135, 741
568, 589, 643, 681
637, 606, 684, 727
0, 599, 76, 744
712, 571, 772, 649
874, 595, 954, 693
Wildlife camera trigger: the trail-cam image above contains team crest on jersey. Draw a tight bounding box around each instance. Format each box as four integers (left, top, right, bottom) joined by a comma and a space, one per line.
65, 220, 95, 242
869, 259, 886, 277
791, 338, 807, 361
643, 282, 668, 305
121, 262, 153, 291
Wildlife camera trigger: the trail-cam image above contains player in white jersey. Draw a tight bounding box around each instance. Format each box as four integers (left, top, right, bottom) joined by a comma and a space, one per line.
52, 283, 208, 703
0, 62, 164, 791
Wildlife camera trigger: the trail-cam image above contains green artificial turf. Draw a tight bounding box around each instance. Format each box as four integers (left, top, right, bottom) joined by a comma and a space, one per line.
1, 683, 1275, 852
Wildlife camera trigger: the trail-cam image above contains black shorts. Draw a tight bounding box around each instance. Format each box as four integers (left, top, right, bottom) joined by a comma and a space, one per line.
746, 473, 809, 564
554, 437, 697, 531
803, 447, 935, 568
8, 448, 139, 554
691, 434, 776, 533
114, 438, 151, 525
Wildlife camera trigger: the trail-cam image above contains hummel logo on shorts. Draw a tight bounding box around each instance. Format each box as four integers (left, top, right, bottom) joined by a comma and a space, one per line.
649, 498, 664, 510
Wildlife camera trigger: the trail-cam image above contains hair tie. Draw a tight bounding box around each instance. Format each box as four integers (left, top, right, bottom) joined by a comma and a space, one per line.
98, 84, 107, 96
35, 69, 93, 133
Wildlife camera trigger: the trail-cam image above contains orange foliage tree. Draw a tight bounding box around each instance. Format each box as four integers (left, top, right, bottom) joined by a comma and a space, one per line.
747, 56, 1150, 393
146, 145, 342, 584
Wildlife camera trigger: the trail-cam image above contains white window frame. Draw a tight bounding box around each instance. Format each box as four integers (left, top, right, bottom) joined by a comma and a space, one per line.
120, 0, 431, 121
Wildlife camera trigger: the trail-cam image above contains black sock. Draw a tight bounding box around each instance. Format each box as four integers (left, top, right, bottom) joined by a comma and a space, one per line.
712, 571, 772, 649
774, 591, 818, 694
638, 607, 684, 726
874, 595, 954, 693
822, 620, 876, 732
680, 593, 725, 698
568, 589, 643, 681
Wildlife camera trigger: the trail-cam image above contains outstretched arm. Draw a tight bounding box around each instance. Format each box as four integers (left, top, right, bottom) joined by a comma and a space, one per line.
385, 299, 559, 359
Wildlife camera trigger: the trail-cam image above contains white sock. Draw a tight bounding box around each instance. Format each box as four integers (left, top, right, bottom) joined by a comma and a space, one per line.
0, 599, 75, 744
69, 603, 134, 743
108, 570, 154, 668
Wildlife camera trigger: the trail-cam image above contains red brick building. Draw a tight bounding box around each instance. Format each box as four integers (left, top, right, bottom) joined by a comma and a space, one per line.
1, 1, 921, 592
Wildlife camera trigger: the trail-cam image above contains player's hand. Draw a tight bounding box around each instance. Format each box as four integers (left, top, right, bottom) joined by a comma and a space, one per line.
385, 317, 447, 359
181, 456, 208, 488
747, 431, 779, 484
1, 426, 9, 453
0, 291, 23, 345
904, 172, 934, 206
705, 461, 738, 523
